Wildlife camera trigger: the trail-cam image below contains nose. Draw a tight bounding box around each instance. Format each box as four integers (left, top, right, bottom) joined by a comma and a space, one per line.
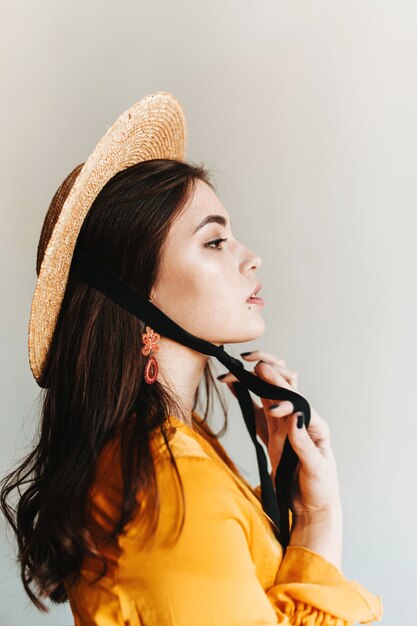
248, 249, 262, 271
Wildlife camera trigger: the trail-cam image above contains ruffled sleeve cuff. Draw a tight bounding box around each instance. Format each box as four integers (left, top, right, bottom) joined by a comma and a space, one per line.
268, 545, 383, 624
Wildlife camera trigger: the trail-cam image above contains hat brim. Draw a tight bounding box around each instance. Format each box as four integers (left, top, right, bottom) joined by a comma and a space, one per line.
28, 91, 187, 385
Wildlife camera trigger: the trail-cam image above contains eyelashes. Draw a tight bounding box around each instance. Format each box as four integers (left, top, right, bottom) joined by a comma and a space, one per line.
205, 238, 228, 249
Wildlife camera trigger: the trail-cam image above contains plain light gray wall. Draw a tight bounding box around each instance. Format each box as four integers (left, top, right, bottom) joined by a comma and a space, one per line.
1, 1, 416, 624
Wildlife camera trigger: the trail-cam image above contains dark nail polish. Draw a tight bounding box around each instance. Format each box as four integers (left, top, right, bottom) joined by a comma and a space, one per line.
269, 403, 280, 410
217, 374, 227, 380
240, 351, 252, 356
297, 413, 305, 429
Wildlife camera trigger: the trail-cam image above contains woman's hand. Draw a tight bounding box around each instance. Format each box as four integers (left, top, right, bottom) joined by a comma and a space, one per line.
217, 351, 342, 522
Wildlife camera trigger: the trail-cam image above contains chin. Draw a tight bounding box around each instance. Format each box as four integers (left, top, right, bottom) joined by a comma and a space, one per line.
247, 326, 266, 342
233, 318, 266, 343
248, 311, 265, 330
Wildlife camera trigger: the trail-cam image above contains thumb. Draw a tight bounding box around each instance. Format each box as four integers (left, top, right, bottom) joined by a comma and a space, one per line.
286, 413, 321, 478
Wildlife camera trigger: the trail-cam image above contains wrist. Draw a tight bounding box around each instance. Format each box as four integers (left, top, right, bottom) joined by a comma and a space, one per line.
289, 507, 343, 569
291, 504, 343, 527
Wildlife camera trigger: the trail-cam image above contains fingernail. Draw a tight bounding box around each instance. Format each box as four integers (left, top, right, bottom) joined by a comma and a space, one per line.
217, 374, 228, 380
240, 351, 252, 356
297, 413, 305, 429
269, 403, 281, 410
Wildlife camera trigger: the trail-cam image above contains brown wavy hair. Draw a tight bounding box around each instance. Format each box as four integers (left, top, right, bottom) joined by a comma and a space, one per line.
0, 159, 245, 611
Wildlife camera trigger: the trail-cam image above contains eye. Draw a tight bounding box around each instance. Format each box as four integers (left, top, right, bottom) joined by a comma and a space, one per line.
205, 238, 228, 249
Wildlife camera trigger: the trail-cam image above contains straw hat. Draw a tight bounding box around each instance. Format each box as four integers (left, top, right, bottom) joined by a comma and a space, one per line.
28, 91, 187, 386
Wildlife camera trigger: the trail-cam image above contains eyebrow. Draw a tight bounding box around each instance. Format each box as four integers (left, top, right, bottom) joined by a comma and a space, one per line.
192, 214, 232, 234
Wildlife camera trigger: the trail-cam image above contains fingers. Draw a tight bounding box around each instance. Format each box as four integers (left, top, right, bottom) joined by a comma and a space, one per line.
216, 372, 239, 383
241, 350, 286, 367
217, 359, 334, 483
242, 351, 299, 390
301, 409, 333, 458
253, 361, 295, 393
266, 396, 332, 459
216, 358, 299, 415
217, 353, 299, 391
286, 412, 324, 478
217, 353, 335, 494
254, 362, 333, 458
253, 360, 298, 395
260, 398, 295, 422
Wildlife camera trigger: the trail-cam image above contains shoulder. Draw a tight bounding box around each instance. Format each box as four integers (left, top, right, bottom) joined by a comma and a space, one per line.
151, 421, 212, 462
150, 425, 257, 537
151, 426, 246, 508
129, 436, 254, 550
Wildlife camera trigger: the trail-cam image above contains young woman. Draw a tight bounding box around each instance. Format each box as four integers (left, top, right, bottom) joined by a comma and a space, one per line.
1, 93, 383, 625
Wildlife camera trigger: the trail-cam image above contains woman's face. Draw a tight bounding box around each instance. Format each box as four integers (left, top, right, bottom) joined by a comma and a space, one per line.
151, 179, 265, 345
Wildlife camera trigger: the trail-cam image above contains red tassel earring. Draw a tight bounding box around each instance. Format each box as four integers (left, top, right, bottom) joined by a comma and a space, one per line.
141, 323, 160, 384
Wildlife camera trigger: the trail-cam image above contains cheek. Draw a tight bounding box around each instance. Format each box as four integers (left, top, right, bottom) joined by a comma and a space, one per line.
160, 254, 233, 321
177, 263, 220, 307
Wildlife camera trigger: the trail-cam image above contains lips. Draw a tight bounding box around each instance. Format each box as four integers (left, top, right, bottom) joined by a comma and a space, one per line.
246, 282, 262, 302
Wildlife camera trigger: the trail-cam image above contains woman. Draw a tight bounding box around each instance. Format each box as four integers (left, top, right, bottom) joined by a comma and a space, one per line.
1, 93, 382, 624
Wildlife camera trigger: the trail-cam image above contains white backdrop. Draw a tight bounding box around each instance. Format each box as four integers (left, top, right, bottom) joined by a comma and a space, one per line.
1, 2, 416, 624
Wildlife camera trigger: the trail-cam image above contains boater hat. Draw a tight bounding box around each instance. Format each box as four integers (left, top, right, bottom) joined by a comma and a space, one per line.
27, 91, 311, 548
29, 91, 186, 384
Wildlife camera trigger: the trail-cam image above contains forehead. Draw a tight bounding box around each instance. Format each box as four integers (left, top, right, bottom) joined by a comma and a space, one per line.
172, 179, 231, 232
188, 179, 225, 216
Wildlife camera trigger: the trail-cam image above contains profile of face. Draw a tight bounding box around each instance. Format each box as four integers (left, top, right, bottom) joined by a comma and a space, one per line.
150, 180, 265, 345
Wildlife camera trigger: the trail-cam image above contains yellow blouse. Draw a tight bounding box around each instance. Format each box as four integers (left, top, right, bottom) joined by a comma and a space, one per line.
65, 411, 383, 625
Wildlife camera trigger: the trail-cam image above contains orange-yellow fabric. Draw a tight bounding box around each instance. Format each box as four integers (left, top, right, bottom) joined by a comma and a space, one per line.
65, 412, 383, 625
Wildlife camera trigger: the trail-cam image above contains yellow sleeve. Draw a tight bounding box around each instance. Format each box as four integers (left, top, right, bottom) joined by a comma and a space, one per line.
251, 484, 383, 625
270, 545, 383, 625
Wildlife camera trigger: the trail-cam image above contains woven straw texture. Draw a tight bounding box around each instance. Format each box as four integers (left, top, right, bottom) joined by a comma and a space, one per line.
28, 91, 187, 385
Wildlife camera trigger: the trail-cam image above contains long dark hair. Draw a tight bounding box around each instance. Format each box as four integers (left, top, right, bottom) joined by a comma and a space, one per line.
0, 159, 244, 611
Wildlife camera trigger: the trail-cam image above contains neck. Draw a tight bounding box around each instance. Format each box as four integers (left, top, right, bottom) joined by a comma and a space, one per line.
154, 335, 210, 427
